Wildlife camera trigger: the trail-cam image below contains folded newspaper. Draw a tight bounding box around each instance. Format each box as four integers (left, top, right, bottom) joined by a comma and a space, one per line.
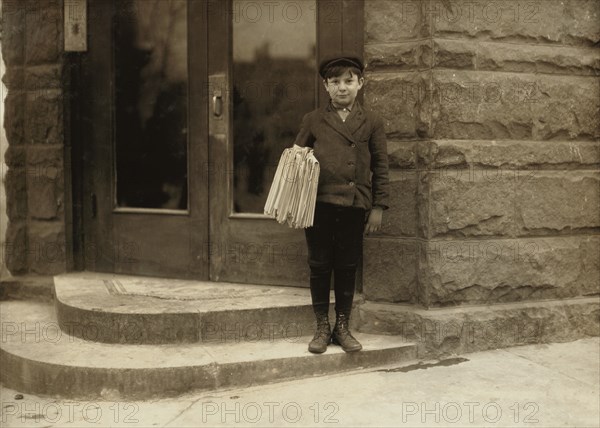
264, 145, 320, 228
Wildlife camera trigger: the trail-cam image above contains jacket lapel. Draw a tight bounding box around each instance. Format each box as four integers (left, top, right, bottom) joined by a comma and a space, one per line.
345, 102, 367, 136
320, 102, 367, 144
321, 104, 358, 144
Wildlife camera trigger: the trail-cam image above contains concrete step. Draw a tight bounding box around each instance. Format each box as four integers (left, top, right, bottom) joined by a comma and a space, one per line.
54, 272, 348, 344
1, 300, 416, 400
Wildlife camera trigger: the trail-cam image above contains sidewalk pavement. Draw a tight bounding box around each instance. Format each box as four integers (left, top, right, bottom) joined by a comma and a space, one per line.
1, 337, 598, 428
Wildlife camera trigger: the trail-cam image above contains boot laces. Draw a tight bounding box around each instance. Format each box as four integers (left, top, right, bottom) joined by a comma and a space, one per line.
334, 313, 351, 336
314, 316, 331, 339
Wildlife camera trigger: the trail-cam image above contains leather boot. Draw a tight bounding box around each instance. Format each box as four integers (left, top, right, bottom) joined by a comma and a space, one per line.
332, 312, 362, 352
308, 312, 331, 354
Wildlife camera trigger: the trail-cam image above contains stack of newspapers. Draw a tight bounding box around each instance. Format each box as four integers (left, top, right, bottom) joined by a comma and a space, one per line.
264, 145, 320, 228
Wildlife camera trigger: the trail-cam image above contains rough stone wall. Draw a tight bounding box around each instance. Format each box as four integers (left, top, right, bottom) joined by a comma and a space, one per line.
362, 0, 600, 307
2, 0, 67, 276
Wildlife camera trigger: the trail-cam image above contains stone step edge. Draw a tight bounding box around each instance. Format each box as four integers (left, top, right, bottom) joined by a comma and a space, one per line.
1, 301, 417, 399
1, 301, 414, 367
0, 331, 415, 369
53, 273, 366, 344
56, 299, 320, 339
55, 299, 361, 344
0, 343, 417, 400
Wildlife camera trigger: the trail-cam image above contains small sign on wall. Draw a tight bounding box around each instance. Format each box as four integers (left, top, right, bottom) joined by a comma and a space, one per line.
64, 0, 87, 52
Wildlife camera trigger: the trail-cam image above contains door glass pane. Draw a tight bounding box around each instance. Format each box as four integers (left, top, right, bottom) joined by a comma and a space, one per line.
233, 0, 316, 213
113, 0, 188, 209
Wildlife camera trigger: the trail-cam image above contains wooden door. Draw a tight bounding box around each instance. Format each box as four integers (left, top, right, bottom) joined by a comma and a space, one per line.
81, 0, 209, 279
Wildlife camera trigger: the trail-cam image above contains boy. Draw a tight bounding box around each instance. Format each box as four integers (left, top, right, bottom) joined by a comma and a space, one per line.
292, 54, 390, 353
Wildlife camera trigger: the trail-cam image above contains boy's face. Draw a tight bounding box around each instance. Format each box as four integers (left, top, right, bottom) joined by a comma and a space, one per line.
323, 70, 364, 108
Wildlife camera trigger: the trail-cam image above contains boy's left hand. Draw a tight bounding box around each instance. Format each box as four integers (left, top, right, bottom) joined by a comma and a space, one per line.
364, 207, 383, 234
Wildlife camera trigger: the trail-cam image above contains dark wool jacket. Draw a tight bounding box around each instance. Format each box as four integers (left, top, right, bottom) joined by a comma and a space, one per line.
292, 101, 390, 211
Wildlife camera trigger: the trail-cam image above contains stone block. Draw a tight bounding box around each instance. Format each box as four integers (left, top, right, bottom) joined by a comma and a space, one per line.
27, 176, 62, 220
420, 140, 600, 170
365, 0, 429, 43
358, 298, 600, 357
388, 140, 417, 169
423, 166, 599, 238
431, 70, 600, 140
363, 238, 418, 303
3, 221, 28, 274
0, 274, 55, 301
24, 91, 64, 145
3, 145, 26, 168
1, 66, 24, 90
434, 39, 600, 76
515, 171, 600, 233
366, 41, 432, 72
0, 3, 25, 65
3, 92, 25, 146
424, 167, 517, 237
431, 0, 600, 47
420, 235, 600, 306
24, 0, 61, 65
364, 73, 430, 139
28, 220, 66, 275
27, 145, 65, 196
25, 64, 63, 92
4, 167, 27, 221
380, 170, 418, 237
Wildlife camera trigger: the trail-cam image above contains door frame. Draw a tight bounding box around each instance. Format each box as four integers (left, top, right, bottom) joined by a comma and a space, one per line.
74, 0, 210, 279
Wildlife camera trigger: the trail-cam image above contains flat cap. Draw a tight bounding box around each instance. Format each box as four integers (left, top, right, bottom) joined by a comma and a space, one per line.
319, 54, 364, 78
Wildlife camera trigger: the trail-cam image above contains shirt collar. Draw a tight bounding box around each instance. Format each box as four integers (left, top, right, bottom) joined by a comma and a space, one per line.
327, 100, 360, 112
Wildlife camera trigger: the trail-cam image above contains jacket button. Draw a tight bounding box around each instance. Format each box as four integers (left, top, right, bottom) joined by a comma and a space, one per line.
348, 161, 354, 166
349, 181, 355, 186
350, 143, 356, 148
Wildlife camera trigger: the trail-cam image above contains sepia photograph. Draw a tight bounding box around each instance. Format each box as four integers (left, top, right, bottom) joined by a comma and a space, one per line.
0, 0, 599, 426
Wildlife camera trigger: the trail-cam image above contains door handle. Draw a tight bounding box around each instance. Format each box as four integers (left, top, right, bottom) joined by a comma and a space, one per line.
213, 89, 222, 117
209, 74, 226, 134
